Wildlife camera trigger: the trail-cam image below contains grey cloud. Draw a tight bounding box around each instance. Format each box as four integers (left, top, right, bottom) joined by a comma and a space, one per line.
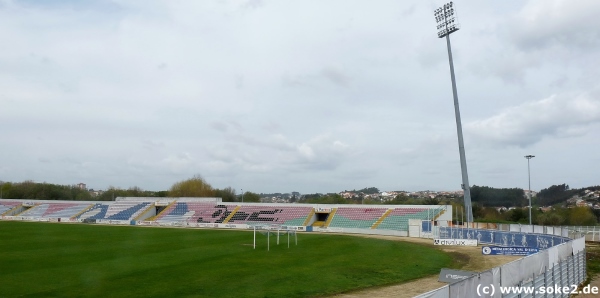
466, 91, 600, 147
321, 67, 351, 87
210, 121, 229, 132
401, 5, 416, 17
281, 73, 314, 88
38, 157, 52, 163
141, 139, 165, 151
509, 0, 600, 51
160, 153, 196, 174
281, 66, 352, 90
210, 120, 244, 134
293, 135, 352, 171
234, 75, 244, 90
1, 0, 599, 193
241, 0, 264, 10
467, 48, 542, 85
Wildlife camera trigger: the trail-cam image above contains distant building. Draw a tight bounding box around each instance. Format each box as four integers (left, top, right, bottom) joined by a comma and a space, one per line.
575, 199, 591, 207
77, 183, 87, 190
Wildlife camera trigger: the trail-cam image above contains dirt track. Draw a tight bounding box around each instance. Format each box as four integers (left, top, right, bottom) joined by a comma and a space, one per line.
328, 235, 520, 298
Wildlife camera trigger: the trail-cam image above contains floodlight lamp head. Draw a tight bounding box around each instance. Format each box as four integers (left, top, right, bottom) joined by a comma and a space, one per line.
434, 2, 460, 38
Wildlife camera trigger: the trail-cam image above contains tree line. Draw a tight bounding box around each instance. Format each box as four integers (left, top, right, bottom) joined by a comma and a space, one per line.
1, 181, 96, 201
469, 204, 598, 226
470, 185, 526, 207
0, 176, 260, 203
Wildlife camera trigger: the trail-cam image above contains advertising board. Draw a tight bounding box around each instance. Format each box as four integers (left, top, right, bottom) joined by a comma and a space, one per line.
433, 239, 477, 246
482, 246, 539, 256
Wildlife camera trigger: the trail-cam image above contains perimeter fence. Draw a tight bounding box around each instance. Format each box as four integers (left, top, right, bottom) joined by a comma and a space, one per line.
417, 223, 586, 298
562, 226, 600, 242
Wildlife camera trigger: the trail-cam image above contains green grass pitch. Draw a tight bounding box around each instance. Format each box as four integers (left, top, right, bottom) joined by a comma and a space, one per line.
0, 221, 452, 297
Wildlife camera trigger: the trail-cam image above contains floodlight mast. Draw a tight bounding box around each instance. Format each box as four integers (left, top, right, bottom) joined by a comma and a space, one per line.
434, 2, 473, 223
525, 155, 535, 226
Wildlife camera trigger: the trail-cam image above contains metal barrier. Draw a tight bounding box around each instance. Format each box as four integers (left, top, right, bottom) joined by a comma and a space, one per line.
563, 226, 600, 242
417, 223, 586, 298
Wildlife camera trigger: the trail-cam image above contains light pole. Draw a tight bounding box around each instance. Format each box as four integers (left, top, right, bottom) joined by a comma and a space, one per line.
525, 155, 535, 225
241, 189, 244, 203
434, 2, 473, 222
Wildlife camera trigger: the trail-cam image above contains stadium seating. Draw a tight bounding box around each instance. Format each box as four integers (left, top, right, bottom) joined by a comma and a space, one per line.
15, 202, 92, 219
155, 202, 194, 222
0, 201, 22, 215
327, 207, 388, 229
105, 202, 150, 220
226, 205, 313, 226
77, 203, 110, 220
153, 203, 313, 226
2, 197, 447, 234
77, 201, 149, 221
42, 203, 91, 218
188, 203, 236, 223
375, 207, 444, 231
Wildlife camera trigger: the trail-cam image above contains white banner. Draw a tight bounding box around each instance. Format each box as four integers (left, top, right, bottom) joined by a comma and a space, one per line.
434, 239, 478, 246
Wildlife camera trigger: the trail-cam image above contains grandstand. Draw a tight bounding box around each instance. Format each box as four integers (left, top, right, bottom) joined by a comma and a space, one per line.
17, 202, 92, 219
0, 198, 451, 235
220, 204, 313, 226
0, 200, 21, 215
74, 201, 150, 221
376, 207, 445, 231
327, 207, 388, 229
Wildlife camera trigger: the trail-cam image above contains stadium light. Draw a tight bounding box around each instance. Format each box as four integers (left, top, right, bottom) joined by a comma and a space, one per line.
435, 2, 460, 38
434, 2, 473, 223
525, 155, 535, 226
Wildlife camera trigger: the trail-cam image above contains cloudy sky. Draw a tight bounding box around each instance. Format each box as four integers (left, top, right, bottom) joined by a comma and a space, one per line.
1, 0, 599, 194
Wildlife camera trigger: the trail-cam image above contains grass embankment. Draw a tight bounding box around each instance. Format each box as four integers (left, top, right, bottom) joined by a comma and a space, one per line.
586, 242, 600, 280
0, 221, 452, 297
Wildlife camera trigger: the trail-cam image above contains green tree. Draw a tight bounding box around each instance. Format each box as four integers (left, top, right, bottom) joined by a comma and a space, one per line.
471, 203, 485, 219
423, 197, 440, 205
506, 208, 528, 223
390, 193, 414, 205
154, 191, 169, 197
537, 184, 574, 206
168, 176, 214, 197
240, 191, 260, 203
358, 187, 380, 195
470, 185, 526, 207
0, 182, 11, 199
536, 212, 564, 226
214, 187, 236, 202
567, 207, 597, 226
97, 187, 129, 201
299, 193, 348, 204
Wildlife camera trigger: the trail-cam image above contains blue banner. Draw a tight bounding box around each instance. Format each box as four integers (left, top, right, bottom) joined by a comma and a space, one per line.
482, 246, 539, 256
439, 227, 567, 249
422, 221, 432, 232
